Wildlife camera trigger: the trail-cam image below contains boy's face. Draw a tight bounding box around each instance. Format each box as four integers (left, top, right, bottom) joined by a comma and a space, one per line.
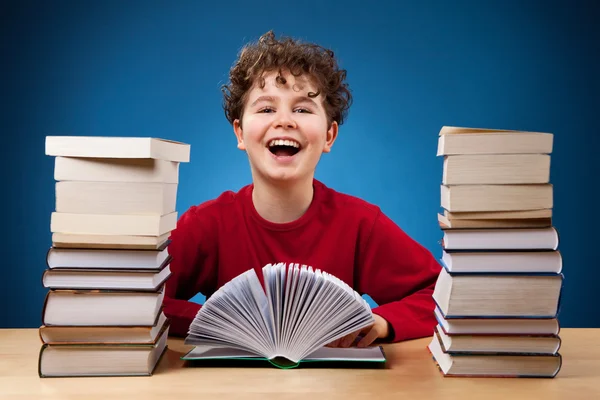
233, 70, 338, 186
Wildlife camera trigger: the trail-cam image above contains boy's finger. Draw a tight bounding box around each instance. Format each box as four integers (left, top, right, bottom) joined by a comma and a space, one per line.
340, 330, 360, 348
356, 328, 378, 348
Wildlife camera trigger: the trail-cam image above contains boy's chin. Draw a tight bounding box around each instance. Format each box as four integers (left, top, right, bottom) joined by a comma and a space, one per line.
261, 168, 309, 185
266, 173, 302, 184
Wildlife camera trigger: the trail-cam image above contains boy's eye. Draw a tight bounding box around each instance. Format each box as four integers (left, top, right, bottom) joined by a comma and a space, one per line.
294, 108, 311, 113
258, 107, 275, 113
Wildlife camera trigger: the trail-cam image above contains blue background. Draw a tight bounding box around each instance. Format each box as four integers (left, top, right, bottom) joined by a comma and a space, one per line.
2, 0, 598, 328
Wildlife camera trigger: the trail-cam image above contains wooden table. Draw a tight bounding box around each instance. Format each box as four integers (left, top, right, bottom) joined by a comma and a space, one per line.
1, 328, 598, 399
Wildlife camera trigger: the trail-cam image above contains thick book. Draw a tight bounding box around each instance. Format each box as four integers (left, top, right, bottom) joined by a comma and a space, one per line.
45, 136, 190, 162
182, 263, 386, 369
441, 227, 559, 251
42, 265, 171, 291
428, 329, 561, 378
434, 306, 560, 336
434, 324, 561, 355
442, 154, 551, 185
436, 126, 553, 156
55, 181, 178, 215
440, 249, 562, 274
46, 245, 171, 270
432, 266, 563, 318
38, 322, 170, 377
441, 184, 553, 212
42, 287, 165, 326
54, 156, 180, 183
39, 312, 168, 344
50, 211, 177, 236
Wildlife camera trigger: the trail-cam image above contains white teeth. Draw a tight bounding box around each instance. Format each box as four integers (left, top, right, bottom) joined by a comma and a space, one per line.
268, 139, 300, 148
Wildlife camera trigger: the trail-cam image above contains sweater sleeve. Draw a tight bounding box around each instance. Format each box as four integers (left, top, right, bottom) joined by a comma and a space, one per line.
163, 205, 218, 337
356, 210, 441, 342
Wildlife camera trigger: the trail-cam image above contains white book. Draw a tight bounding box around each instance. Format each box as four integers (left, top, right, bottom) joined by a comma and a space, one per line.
182, 263, 385, 369
442, 154, 551, 185
55, 181, 178, 215
435, 325, 561, 355
434, 306, 560, 336
54, 157, 180, 183
428, 331, 561, 378
39, 324, 169, 377
441, 250, 563, 273
40, 312, 169, 344
45, 136, 190, 162
432, 267, 563, 318
42, 265, 171, 291
441, 184, 553, 212
42, 289, 165, 326
442, 227, 559, 250
46, 247, 171, 270
50, 211, 177, 236
437, 126, 553, 155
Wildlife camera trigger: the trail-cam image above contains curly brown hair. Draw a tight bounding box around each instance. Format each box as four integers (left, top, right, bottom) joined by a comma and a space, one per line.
221, 31, 352, 127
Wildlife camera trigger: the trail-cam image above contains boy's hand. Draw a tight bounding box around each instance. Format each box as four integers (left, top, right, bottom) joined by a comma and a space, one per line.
326, 314, 390, 348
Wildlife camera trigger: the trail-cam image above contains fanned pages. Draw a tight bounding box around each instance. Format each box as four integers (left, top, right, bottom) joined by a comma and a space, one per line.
184, 263, 375, 368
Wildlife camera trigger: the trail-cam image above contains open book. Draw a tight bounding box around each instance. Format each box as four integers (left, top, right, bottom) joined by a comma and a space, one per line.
182, 263, 386, 369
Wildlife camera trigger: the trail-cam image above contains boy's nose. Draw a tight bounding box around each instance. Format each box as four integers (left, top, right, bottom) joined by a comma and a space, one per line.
273, 111, 297, 129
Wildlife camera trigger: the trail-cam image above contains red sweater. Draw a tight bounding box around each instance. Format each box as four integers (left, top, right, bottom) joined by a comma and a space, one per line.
164, 179, 441, 342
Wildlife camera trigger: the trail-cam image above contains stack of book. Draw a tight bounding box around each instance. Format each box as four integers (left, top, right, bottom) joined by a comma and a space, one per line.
39, 136, 190, 378
428, 126, 563, 378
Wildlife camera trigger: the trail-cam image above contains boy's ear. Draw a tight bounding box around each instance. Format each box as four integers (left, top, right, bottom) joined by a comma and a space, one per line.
233, 119, 246, 150
322, 121, 339, 153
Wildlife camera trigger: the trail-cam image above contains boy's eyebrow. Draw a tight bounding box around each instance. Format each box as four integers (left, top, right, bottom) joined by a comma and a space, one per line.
250, 96, 276, 107
249, 95, 319, 107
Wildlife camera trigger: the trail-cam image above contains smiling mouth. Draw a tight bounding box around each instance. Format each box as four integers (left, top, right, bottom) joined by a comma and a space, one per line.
268, 139, 301, 157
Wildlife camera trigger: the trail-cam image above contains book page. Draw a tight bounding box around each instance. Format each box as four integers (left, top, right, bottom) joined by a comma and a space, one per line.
186, 270, 273, 355
303, 346, 385, 361
301, 278, 373, 350
285, 269, 330, 349
281, 263, 300, 348
262, 264, 278, 344
284, 267, 322, 354
183, 345, 262, 360
183, 344, 385, 363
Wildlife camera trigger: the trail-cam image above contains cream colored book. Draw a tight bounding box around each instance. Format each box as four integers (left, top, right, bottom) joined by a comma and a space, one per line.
437, 126, 553, 155
438, 213, 552, 229
432, 267, 563, 317
52, 232, 171, 250
50, 212, 177, 236
428, 331, 562, 378
39, 312, 168, 345
435, 325, 561, 355
445, 209, 552, 220
442, 154, 551, 185
45, 136, 190, 162
441, 184, 553, 212
56, 181, 177, 215
434, 306, 560, 335
54, 157, 180, 183
42, 288, 166, 326
38, 324, 169, 377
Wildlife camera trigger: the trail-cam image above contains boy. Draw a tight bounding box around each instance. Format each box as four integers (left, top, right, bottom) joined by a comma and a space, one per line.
164, 31, 441, 348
